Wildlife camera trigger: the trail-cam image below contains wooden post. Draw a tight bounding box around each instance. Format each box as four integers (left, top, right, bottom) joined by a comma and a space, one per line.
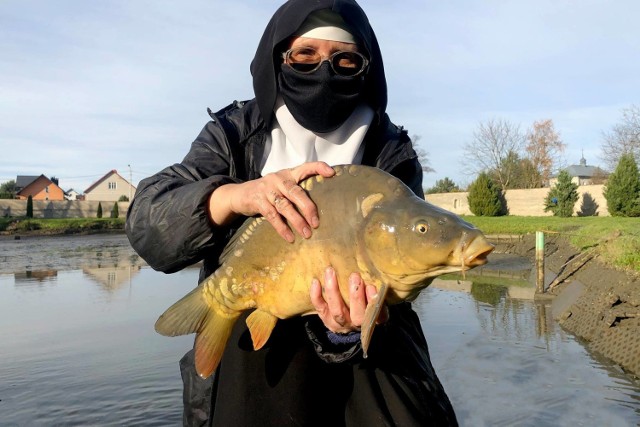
536, 231, 545, 293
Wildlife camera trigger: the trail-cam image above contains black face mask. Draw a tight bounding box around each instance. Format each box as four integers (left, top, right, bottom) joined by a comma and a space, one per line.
278, 62, 364, 133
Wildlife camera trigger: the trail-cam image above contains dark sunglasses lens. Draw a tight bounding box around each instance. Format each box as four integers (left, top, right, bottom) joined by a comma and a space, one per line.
332, 52, 365, 76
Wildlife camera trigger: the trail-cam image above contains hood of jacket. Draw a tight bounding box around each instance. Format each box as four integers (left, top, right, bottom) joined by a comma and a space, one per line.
250, 0, 387, 128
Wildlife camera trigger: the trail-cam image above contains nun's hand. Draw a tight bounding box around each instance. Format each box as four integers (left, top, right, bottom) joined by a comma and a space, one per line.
310, 267, 389, 334
208, 161, 335, 242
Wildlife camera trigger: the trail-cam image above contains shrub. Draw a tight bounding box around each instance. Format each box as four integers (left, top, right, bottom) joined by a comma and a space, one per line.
544, 170, 578, 217
118, 195, 129, 202
467, 172, 507, 216
97, 202, 103, 218
425, 177, 460, 194
604, 154, 640, 217
26, 196, 33, 218
111, 202, 119, 218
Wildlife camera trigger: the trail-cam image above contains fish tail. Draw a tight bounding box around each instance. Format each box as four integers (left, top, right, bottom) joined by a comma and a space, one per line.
155, 286, 239, 378
194, 310, 239, 378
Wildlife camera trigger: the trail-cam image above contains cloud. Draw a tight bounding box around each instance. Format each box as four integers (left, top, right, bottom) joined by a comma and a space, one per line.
1, 1, 639, 192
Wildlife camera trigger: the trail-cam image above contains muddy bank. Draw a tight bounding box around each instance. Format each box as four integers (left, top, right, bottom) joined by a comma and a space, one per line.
0, 232, 143, 274
501, 234, 640, 378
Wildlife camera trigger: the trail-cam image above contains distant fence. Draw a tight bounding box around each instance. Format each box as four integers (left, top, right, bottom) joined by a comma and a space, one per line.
0, 200, 131, 219
425, 184, 609, 217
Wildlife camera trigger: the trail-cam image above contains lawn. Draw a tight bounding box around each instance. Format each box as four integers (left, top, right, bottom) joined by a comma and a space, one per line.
464, 216, 640, 272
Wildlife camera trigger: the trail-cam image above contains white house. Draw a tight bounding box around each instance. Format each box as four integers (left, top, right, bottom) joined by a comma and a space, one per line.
84, 170, 136, 202
64, 189, 82, 201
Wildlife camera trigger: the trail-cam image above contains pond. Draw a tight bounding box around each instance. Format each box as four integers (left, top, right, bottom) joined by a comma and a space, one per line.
0, 234, 638, 426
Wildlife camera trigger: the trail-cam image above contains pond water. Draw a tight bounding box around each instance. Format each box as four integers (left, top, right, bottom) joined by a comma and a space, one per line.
0, 234, 639, 426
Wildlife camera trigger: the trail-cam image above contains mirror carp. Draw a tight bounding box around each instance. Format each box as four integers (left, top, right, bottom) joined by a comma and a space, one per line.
155, 165, 494, 378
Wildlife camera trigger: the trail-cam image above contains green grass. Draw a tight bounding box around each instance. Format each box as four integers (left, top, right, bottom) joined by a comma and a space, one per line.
463, 216, 640, 273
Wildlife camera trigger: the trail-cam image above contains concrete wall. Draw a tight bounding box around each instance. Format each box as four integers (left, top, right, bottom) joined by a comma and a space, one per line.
2, 185, 608, 218
425, 184, 608, 216
0, 200, 131, 219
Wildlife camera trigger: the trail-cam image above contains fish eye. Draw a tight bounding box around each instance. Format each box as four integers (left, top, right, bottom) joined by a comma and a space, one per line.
415, 222, 429, 234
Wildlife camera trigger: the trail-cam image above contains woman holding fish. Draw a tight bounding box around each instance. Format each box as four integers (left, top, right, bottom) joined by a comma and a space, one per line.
126, 0, 459, 425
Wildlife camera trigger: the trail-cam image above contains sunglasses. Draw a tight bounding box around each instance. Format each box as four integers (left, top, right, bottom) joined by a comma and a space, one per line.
282, 47, 369, 77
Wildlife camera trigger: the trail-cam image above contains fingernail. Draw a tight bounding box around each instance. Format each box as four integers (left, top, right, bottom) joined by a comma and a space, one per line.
311, 216, 319, 228
325, 266, 334, 279
302, 226, 311, 238
285, 231, 295, 243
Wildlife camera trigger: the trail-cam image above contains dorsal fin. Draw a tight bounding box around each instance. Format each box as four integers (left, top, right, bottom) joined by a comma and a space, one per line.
219, 217, 263, 264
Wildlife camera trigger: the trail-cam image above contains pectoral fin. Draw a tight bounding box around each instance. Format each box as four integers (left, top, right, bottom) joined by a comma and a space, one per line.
246, 310, 278, 350
360, 283, 389, 358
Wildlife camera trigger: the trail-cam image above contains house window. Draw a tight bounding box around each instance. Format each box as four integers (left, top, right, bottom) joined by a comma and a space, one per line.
108, 182, 117, 190
45, 186, 49, 193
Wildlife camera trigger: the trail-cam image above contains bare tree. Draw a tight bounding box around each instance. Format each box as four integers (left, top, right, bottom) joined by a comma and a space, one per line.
525, 119, 566, 187
601, 105, 640, 171
462, 118, 524, 190
411, 135, 435, 173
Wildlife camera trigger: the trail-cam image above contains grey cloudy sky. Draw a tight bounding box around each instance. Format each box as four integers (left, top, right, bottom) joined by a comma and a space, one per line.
2, 0, 639, 192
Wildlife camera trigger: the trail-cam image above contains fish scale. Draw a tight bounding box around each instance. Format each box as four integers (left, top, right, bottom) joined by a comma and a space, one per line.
155, 164, 494, 378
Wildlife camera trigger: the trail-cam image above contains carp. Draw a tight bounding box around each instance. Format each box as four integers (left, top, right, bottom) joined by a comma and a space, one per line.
155, 165, 494, 378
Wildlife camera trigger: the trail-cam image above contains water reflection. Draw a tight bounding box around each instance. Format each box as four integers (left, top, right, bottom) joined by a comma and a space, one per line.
82, 265, 142, 292
1, 235, 639, 426
14, 270, 58, 284
418, 276, 640, 426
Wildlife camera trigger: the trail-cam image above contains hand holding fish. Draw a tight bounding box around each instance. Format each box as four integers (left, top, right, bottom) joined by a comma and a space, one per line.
311, 267, 389, 333
208, 161, 335, 242
158, 165, 494, 378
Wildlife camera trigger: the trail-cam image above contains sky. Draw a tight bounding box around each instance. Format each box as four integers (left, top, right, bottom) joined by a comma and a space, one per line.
2, 0, 639, 192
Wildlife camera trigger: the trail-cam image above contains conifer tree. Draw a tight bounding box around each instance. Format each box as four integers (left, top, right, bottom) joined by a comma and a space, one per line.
111, 202, 119, 218
26, 195, 33, 218
467, 172, 507, 216
544, 170, 578, 217
604, 153, 640, 217
97, 202, 103, 218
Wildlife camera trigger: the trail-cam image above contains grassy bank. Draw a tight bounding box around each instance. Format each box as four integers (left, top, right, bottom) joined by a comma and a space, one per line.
1, 215, 637, 272
464, 216, 640, 273
0, 217, 125, 234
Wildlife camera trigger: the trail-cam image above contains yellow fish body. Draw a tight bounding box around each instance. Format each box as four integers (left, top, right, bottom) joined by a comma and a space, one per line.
155, 165, 494, 378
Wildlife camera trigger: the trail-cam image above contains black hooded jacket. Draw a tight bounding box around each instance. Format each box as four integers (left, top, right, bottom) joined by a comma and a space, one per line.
127, 0, 408, 278
126, 1, 457, 426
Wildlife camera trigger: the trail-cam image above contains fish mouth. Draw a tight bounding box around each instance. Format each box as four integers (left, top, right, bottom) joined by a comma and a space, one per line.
459, 235, 495, 270
465, 245, 494, 267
